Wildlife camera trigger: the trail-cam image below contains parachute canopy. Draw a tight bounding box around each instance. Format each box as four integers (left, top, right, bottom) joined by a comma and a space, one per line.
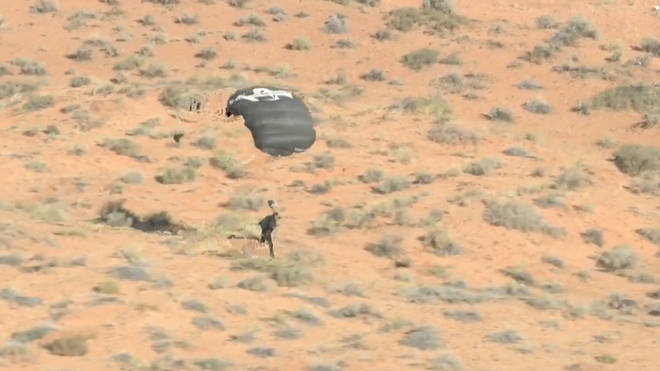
226, 86, 316, 156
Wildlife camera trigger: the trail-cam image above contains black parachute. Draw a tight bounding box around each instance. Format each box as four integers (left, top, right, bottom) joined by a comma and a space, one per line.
225, 86, 316, 156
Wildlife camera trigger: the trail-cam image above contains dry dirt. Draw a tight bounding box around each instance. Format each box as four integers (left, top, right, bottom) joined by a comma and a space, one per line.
1, 0, 659, 370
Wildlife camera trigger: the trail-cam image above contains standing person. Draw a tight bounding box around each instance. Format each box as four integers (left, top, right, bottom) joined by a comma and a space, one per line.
259, 200, 279, 258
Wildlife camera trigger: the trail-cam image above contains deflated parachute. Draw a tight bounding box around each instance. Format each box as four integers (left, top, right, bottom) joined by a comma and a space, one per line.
225, 86, 316, 156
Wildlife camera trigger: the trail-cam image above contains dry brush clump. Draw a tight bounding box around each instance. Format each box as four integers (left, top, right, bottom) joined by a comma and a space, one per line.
482, 200, 565, 238
612, 144, 660, 195
386, 0, 469, 35
521, 16, 598, 63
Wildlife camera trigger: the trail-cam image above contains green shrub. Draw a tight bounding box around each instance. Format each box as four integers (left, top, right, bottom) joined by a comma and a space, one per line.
241, 29, 266, 42
484, 107, 514, 122
635, 228, 660, 246
581, 228, 604, 247
323, 14, 347, 34
155, 167, 196, 184
581, 84, 660, 113
235, 14, 264, 27
420, 228, 461, 256
463, 157, 502, 176
596, 245, 639, 272
536, 15, 559, 29
43, 334, 90, 356
30, 1, 57, 13
23, 95, 53, 111
401, 48, 439, 71
639, 37, 660, 56
195, 48, 217, 60
365, 234, 402, 258
523, 99, 552, 114
11, 58, 47, 75
286, 37, 312, 50
174, 14, 199, 25
612, 144, 660, 175
427, 124, 478, 145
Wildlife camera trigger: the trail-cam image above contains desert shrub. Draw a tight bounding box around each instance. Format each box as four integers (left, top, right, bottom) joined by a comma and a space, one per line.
235, 14, 264, 27
23, 95, 53, 111
68, 47, 92, 61
439, 53, 461, 65
632, 113, 659, 130
330, 39, 354, 48
420, 228, 461, 256
639, 37, 660, 56
485, 330, 523, 344
69, 76, 90, 87
155, 167, 195, 184
596, 245, 639, 272
612, 144, 660, 176
227, 0, 249, 7
521, 16, 598, 63
360, 69, 385, 81
11, 58, 47, 75
113, 56, 143, 71
483, 200, 563, 237
30, 1, 57, 13
365, 234, 402, 258
11, 325, 54, 343
195, 48, 217, 60
386, 1, 466, 33
323, 14, 347, 34
286, 37, 312, 50
428, 354, 463, 371
427, 124, 478, 145
100, 138, 147, 161
536, 15, 558, 29
554, 164, 591, 189
247, 347, 274, 358
399, 326, 441, 350
174, 13, 198, 25
503, 147, 527, 157
401, 48, 439, 71
581, 228, 603, 247
226, 194, 263, 210
210, 150, 246, 178
313, 152, 335, 169
484, 107, 514, 122
194, 135, 216, 149
523, 99, 552, 114
517, 78, 543, 90
330, 302, 381, 319
241, 29, 266, 42
581, 84, 660, 113
636, 228, 660, 246
501, 266, 534, 285
372, 30, 392, 41
463, 158, 502, 176
541, 255, 564, 268
120, 171, 143, 184
359, 168, 384, 183
43, 334, 90, 356
630, 171, 660, 194
372, 176, 410, 194
144, 0, 180, 4
139, 64, 166, 78
325, 138, 352, 148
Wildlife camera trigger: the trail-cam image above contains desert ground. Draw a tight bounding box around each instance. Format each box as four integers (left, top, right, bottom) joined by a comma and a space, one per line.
0, 0, 659, 370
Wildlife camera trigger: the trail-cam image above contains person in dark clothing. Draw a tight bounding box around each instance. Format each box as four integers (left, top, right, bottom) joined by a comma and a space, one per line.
258, 211, 278, 258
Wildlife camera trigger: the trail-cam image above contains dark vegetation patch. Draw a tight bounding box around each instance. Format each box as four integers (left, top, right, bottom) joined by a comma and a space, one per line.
386, 1, 469, 35
97, 200, 188, 234
521, 16, 598, 63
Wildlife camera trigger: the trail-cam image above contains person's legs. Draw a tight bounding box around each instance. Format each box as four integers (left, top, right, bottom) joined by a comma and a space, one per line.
265, 232, 274, 258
